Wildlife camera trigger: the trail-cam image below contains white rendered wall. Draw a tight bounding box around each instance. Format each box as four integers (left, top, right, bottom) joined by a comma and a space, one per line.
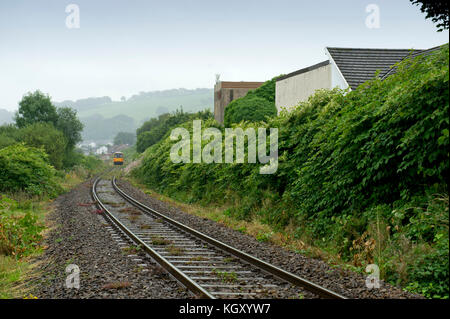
330, 61, 349, 90
275, 64, 332, 113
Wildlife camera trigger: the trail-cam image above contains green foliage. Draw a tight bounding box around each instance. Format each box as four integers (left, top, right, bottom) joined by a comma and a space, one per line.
281, 45, 448, 238
224, 96, 277, 127
245, 75, 279, 103
79, 154, 104, 172
136, 109, 212, 153
0, 124, 20, 149
113, 132, 136, 145
6, 90, 86, 169
0, 144, 61, 197
0, 122, 84, 170
0, 196, 44, 258
136, 131, 159, 153
55, 107, 83, 149
223, 76, 280, 126
61, 148, 103, 172
61, 148, 84, 169
134, 46, 449, 297
18, 123, 67, 170
14, 91, 58, 128
410, 0, 449, 31
122, 145, 139, 162
406, 232, 449, 298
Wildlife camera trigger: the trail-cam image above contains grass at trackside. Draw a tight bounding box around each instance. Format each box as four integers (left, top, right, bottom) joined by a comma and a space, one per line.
0, 255, 30, 298
0, 198, 49, 299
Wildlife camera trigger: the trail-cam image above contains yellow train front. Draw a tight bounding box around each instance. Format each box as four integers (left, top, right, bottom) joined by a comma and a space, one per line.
113, 152, 124, 165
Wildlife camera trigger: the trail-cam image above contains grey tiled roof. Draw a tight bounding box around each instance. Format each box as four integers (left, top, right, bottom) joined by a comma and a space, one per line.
326, 47, 420, 89
381, 45, 444, 79
276, 60, 330, 82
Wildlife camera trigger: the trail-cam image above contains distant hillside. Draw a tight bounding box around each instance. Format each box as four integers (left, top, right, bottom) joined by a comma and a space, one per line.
0, 109, 13, 125
55, 88, 213, 124
55, 88, 213, 143
54, 96, 112, 112
81, 114, 136, 144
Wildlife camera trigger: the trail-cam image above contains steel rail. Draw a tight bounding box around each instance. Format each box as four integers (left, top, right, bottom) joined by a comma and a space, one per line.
92, 176, 215, 299
112, 177, 347, 299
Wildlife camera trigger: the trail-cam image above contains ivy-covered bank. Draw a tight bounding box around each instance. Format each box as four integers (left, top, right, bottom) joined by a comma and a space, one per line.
133, 45, 449, 298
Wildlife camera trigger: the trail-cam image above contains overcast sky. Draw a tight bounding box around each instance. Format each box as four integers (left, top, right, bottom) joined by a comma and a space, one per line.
0, 0, 448, 111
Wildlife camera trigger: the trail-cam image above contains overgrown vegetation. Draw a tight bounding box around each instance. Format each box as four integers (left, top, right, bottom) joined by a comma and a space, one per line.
223, 77, 279, 127
0, 152, 104, 298
0, 144, 61, 197
0, 195, 47, 298
1, 90, 85, 171
133, 46, 449, 298
136, 108, 212, 153
0, 90, 105, 298
0, 196, 44, 258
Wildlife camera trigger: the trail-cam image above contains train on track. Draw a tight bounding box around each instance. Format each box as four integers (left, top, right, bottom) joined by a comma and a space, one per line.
113, 152, 124, 165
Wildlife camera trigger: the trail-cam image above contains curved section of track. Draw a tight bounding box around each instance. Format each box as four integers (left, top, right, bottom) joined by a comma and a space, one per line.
92, 175, 346, 299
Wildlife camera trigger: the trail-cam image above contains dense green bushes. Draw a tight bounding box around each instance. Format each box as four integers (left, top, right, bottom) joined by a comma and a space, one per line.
0, 123, 68, 170
136, 109, 212, 153
133, 45, 449, 297
19, 123, 67, 170
0, 144, 61, 197
0, 92, 104, 299
224, 96, 276, 127
224, 77, 279, 126
0, 91, 103, 197
2, 90, 84, 170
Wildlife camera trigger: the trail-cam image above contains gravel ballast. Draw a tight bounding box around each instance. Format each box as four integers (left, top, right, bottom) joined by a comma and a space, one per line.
31, 179, 190, 299
29, 177, 421, 299
116, 179, 421, 299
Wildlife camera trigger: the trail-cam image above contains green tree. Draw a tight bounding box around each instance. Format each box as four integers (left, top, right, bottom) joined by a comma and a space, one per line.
56, 107, 84, 149
410, 0, 449, 31
0, 143, 61, 197
19, 123, 67, 169
0, 124, 20, 149
113, 132, 136, 145
14, 91, 58, 128
136, 131, 158, 153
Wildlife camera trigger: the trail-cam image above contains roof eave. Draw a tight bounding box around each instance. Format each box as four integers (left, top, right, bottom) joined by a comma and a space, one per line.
324, 47, 351, 90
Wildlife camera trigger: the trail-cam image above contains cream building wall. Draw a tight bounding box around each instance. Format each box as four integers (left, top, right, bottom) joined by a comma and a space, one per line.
275, 59, 349, 113
275, 61, 332, 113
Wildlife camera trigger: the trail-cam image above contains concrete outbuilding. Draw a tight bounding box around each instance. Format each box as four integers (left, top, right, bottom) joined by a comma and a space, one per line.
214, 81, 264, 124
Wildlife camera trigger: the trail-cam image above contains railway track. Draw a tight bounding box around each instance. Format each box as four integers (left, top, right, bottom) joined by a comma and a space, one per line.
92, 175, 346, 299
